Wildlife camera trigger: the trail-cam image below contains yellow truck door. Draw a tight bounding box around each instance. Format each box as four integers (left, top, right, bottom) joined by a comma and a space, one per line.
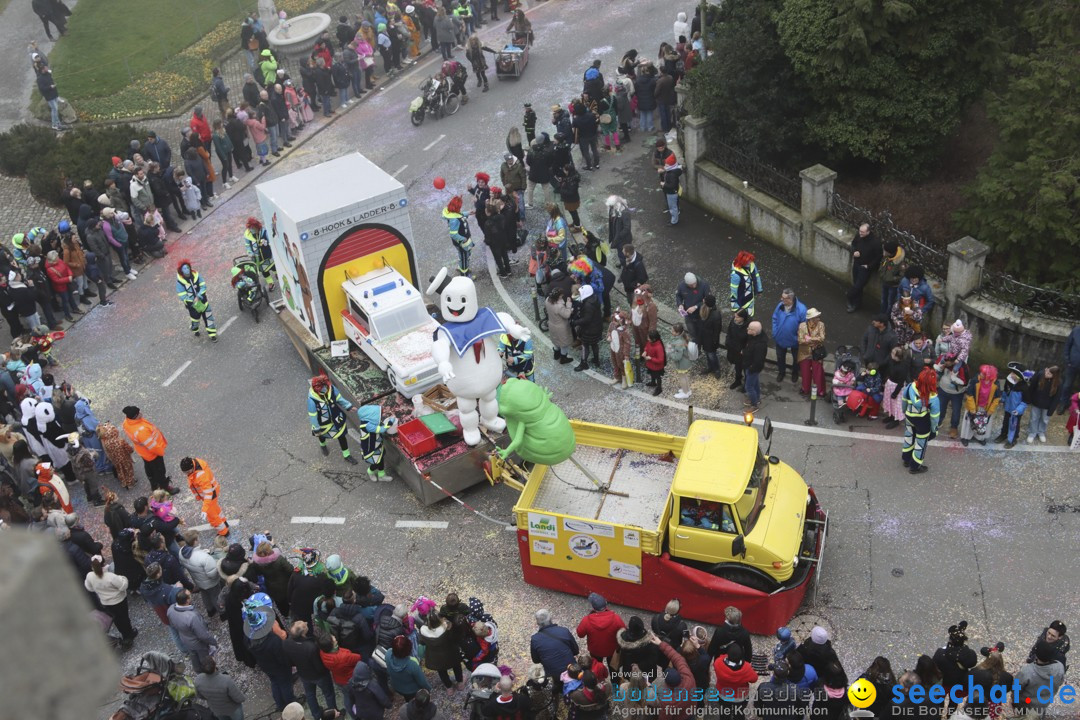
668, 495, 746, 564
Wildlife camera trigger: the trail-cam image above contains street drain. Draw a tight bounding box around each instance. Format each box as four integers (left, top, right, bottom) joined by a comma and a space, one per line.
1047, 503, 1080, 513
891, 568, 904, 577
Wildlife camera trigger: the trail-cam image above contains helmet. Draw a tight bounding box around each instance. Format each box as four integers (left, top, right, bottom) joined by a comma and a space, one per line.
231, 266, 242, 277
26, 227, 47, 242
58, 220, 71, 233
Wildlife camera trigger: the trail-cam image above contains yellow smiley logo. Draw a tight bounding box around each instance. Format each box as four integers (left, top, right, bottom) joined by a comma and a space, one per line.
848, 678, 877, 709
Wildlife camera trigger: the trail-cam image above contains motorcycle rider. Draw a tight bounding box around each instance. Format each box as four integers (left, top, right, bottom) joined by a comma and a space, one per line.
441, 59, 469, 104
243, 217, 276, 290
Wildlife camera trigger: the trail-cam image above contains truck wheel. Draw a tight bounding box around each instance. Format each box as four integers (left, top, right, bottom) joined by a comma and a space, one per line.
715, 566, 780, 593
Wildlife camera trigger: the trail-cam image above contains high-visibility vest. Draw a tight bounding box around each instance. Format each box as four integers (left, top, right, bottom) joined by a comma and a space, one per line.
123, 417, 168, 461
186, 458, 220, 501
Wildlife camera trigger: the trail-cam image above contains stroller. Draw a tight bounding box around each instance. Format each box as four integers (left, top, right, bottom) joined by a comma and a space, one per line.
831, 345, 860, 424
111, 651, 208, 720
231, 255, 268, 323
463, 663, 504, 720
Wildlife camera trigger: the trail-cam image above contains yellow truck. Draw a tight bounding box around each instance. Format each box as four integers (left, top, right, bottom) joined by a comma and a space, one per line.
503, 417, 827, 633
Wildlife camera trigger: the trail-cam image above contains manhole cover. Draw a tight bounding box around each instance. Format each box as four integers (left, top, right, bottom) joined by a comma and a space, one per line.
892, 568, 904, 577
785, 612, 834, 640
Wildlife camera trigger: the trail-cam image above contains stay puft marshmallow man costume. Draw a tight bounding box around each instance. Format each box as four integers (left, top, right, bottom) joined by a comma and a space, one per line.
428, 269, 532, 445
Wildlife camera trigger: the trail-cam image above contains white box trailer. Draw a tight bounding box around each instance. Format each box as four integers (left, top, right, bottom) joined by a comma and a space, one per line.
254, 153, 420, 346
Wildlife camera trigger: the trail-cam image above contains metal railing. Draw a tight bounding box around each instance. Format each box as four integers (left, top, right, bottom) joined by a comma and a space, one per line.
975, 268, 1080, 321
827, 192, 949, 279
705, 138, 802, 210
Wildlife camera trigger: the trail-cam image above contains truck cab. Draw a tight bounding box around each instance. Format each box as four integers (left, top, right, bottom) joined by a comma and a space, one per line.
666, 420, 814, 592
340, 267, 441, 397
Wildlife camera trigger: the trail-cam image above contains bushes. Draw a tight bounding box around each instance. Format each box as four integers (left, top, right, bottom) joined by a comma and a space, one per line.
0, 123, 146, 206
0, 124, 59, 176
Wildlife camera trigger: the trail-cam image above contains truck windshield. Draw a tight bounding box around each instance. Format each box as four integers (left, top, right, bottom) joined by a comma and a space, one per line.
735, 451, 770, 533
372, 301, 430, 338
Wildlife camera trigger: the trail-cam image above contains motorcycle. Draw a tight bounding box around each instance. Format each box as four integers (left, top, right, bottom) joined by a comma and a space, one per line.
231, 256, 267, 323
409, 76, 460, 126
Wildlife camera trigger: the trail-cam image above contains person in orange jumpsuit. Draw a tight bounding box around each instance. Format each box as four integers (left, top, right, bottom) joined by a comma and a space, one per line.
122, 406, 179, 494
180, 457, 230, 537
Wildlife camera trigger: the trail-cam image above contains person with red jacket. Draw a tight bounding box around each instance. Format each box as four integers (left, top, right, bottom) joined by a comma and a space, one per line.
190, 107, 213, 144
317, 629, 362, 690
649, 638, 696, 720
643, 329, 666, 396
44, 250, 76, 322
576, 593, 625, 665
713, 644, 758, 718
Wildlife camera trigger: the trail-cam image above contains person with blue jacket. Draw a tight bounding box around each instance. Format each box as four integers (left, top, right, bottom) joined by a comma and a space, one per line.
1057, 324, 1080, 414
770, 288, 806, 384
530, 609, 579, 693
308, 375, 358, 465
385, 635, 431, 701
899, 265, 936, 318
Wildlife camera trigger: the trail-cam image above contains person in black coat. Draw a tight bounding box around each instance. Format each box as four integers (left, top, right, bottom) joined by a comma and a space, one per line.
225, 110, 254, 172
708, 606, 754, 661
221, 576, 258, 668
530, 610, 580, 692
288, 571, 333, 625
313, 58, 335, 117
933, 622, 977, 714
725, 310, 749, 390
614, 616, 662, 682
598, 264, 616, 320
846, 223, 882, 312
525, 138, 552, 207
248, 621, 297, 710
618, 245, 647, 298
573, 284, 603, 371
182, 148, 212, 208
483, 196, 513, 278
283, 622, 338, 717
700, 295, 723, 376
147, 163, 184, 230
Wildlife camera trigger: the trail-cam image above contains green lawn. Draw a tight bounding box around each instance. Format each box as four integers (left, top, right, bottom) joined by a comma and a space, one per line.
49, 0, 256, 101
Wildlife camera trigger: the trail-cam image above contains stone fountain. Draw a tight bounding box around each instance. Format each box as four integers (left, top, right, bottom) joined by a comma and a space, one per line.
267, 9, 332, 69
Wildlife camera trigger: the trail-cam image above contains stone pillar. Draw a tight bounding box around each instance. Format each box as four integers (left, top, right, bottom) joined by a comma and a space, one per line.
681, 115, 708, 202
945, 235, 990, 318
799, 164, 837, 262
0, 533, 119, 719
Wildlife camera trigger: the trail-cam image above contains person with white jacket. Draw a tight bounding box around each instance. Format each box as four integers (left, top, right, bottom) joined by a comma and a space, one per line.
179, 529, 222, 618
84, 555, 137, 648
674, 11, 689, 41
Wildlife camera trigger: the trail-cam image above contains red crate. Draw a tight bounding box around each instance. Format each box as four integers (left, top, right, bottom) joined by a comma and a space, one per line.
398, 418, 437, 457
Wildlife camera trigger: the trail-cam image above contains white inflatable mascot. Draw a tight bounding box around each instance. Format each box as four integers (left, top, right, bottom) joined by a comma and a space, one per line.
427, 268, 532, 445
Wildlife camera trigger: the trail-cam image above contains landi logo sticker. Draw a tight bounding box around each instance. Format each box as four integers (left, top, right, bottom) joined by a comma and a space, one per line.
527, 513, 558, 539
623, 529, 640, 548
563, 518, 615, 538
532, 539, 555, 556
609, 560, 641, 583
569, 534, 601, 559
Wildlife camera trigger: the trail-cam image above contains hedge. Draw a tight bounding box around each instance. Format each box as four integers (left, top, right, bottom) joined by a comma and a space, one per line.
0, 124, 149, 206
0, 124, 58, 177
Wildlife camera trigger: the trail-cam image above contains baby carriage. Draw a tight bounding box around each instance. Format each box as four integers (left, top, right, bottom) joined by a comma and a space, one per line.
111, 651, 209, 720
463, 663, 504, 720
831, 345, 859, 424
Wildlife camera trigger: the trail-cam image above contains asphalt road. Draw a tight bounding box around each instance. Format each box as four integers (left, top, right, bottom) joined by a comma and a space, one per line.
28, 1, 1080, 717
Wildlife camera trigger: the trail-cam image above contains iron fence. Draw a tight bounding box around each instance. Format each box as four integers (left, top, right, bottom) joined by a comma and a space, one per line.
705, 138, 802, 210
827, 192, 950, 280
975, 268, 1080, 321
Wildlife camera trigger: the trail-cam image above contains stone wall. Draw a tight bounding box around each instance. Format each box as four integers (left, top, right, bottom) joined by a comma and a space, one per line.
680, 115, 1076, 368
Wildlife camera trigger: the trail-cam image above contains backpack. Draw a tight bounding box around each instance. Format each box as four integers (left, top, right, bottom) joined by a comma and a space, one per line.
327, 612, 369, 652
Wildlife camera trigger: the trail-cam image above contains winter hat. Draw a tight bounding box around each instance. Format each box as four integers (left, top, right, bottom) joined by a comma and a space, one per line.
951, 319, 965, 333
110, 156, 122, 167
1034, 640, 1055, 663
377, 22, 387, 31
98, 193, 111, 207
122, 406, 140, 419
683, 272, 697, 286
577, 284, 594, 301
101, 207, 116, 220
664, 667, 681, 687
1050, 620, 1067, 635
226, 543, 246, 562
625, 615, 646, 642
281, 702, 306, 720
587, 592, 606, 611
300, 547, 321, 571
810, 626, 829, 644
724, 644, 744, 666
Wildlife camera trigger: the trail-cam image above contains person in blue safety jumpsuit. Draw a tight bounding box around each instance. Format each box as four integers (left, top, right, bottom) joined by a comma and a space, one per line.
308, 375, 358, 464
175, 259, 217, 341
443, 195, 474, 277
243, 216, 276, 290
356, 405, 398, 482
902, 366, 941, 474
498, 333, 534, 382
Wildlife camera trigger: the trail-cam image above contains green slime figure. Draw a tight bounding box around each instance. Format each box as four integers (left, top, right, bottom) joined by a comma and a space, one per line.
497, 378, 576, 464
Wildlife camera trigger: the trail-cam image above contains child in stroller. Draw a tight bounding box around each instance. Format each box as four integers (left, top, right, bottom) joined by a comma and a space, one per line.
847, 363, 884, 420
463, 663, 505, 720
111, 651, 206, 720
831, 346, 858, 423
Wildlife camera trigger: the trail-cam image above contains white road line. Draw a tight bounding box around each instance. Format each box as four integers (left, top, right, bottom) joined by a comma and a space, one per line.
422, 134, 446, 152
162, 360, 192, 387
484, 251, 1077, 454
392, 165, 409, 177
292, 516, 347, 525
395, 520, 449, 529
218, 315, 238, 336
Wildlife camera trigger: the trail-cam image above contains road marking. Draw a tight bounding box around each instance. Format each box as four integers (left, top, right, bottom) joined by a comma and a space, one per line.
422, 134, 446, 152
395, 520, 449, 529
162, 360, 192, 387
484, 251, 1077, 453
218, 315, 238, 336
190, 519, 239, 532
392, 165, 409, 177
292, 516, 347, 525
